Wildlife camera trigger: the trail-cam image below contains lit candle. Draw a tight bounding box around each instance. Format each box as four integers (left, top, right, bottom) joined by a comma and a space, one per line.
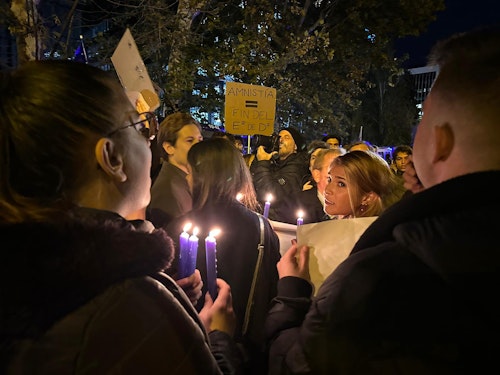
179, 226, 198, 279
263, 193, 272, 219
296, 210, 304, 226
178, 223, 192, 278
205, 229, 220, 300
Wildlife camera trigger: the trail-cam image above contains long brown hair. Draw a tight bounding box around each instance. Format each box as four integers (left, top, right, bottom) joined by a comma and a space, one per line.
188, 138, 259, 211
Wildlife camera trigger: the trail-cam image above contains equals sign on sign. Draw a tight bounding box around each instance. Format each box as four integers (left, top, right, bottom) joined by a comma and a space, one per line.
245, 100, 258, 108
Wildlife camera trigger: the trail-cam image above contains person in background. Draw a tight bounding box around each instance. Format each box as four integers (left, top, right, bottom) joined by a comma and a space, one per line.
302, 140, 330, 191
323, 150, 402, 219
149, 112, 203, 227
244, 150, 257, 169
250, 126, 309, 224
391, 144, 413, 176
211, 131, 246, 154
295, 148, 344, 223
0, 60, 241, 374
167, 138, 281, 374
265, 26, 500, 374
211, 130, 235, 142
233, 135, 245, 154
391, 144, 413, 196
322, 134, 343, 149
346, 140, 376, 152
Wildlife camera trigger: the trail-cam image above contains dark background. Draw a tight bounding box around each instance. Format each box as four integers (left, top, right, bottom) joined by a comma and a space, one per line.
396, 0, 500, 68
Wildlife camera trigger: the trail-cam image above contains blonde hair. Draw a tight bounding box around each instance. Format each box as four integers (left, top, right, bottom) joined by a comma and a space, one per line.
332, 151, 403, 217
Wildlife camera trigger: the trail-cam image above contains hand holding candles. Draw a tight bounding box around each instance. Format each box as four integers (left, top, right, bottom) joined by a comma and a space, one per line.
263, 193, 272, 219
179, 224, 198, 279
296, 210, 304, 226
205, 229, 221, 300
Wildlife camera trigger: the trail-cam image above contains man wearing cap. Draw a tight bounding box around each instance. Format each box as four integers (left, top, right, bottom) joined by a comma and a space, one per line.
250, 126, 309, 223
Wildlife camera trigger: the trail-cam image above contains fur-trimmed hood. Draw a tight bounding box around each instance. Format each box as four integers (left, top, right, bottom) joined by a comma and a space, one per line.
0, 208, 174, 338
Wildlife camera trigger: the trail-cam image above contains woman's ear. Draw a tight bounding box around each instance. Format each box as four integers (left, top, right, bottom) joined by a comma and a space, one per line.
95, 138, 127, 182
361, 191, 377, 206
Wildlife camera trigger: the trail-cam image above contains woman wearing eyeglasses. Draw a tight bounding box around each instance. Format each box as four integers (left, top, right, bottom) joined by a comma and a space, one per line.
0, 60, 241, 374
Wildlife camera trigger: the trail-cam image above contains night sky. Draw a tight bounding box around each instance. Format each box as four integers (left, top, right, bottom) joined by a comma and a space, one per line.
396, 0, 500, 68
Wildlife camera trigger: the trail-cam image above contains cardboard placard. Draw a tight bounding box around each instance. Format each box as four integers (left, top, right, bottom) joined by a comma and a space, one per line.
225, 82, 276, 136
111, 28, 160, 111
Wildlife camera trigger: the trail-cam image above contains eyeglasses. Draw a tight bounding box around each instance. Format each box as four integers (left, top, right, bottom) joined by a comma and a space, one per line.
106, 112, 159, 141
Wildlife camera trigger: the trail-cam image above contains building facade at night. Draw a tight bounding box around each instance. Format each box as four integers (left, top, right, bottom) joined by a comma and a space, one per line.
409, 65, 439, 119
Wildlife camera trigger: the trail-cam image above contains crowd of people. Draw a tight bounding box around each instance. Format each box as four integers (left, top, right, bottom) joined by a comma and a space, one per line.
1, 25, 499, 374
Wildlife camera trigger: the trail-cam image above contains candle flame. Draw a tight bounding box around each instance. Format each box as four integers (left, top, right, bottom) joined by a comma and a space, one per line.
236, 192, 244, 201
209, 228, 221, 237
297, 210, 304, 218
183, 222, 192, 232
192, 227, 199, 236
266, 193, 273, 202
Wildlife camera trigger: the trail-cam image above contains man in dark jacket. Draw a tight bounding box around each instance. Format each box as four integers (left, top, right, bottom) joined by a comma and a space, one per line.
265, 26, 500, 374
250, 127, 309, 223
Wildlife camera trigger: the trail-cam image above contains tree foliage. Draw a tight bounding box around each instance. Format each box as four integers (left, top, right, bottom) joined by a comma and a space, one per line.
4, 0, 444, 143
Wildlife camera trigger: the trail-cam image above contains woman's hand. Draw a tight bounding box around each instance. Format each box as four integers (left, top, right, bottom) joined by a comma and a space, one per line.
302, 180, 313, 191
277, 240, 311, 281
176, 269, 203, 306
198, 278, 236, 336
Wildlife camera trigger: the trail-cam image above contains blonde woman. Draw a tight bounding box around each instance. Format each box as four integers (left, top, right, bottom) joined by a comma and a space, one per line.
324, 150, 404, 218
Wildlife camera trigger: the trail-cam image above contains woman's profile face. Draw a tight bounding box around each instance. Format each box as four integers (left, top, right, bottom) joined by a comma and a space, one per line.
119, 111, 154, 215
324, 165, 353, 216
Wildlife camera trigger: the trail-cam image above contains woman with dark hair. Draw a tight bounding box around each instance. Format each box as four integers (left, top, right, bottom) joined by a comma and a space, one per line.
0, 60, 240, 374
167, 138, 281, 374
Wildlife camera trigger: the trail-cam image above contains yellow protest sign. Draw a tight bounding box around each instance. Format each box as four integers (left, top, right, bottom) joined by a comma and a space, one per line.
224, 82, 276, 136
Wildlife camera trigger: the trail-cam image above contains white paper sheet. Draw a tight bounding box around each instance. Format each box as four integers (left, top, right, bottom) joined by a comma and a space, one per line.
271, 218, 377, 295
269, 220, 298, 256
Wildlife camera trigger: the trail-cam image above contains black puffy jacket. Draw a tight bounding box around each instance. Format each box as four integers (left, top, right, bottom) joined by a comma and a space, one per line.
1, 208, 240, 374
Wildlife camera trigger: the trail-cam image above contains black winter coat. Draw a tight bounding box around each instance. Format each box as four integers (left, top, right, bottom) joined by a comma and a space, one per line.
250, 152, 309, 224
266, 171, 500, 374
0, 208, 240, 374
294, 188, 330, 224
166, 201, 281, 374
